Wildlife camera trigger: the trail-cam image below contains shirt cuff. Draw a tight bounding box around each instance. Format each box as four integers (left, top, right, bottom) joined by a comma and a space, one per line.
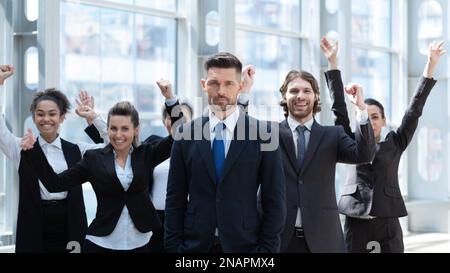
355, 108, 369, 125
92, 115, 108, 134
165, 96, 178, 106
238, 93, 250, 105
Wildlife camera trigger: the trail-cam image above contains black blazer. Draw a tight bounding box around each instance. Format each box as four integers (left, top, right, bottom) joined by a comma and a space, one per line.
15, 139, 87, 252
325, 70, 437, 218
279, 115, 375, 252
22, 136, 174, 237
165, 111, 286, 253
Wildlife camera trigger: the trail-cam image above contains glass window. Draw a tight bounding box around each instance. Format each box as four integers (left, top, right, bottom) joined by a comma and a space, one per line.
135, 0, 177, 11
25, 0, 39, 22
351, 0, 391, 48
106, 0, 177, 11
206, 11, 220, 46
236, 0, 301, 32
236, 31, 300, 121
60, 1, 177, 219
235, 0, 302, 121
351, 48, 391, 117
61, 2, 176, 119
418, 0, 443, 55
25, 46, 38, 90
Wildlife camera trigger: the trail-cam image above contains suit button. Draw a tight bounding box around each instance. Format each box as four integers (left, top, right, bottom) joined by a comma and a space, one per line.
298, 179, 303, 184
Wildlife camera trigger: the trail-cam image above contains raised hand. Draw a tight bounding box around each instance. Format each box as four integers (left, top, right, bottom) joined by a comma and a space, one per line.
424, 41, 446, 78
320, 37, 339, 70
20, 128, 36, 151
344, 83, 366, 110
241, 65, 255, 94
75, 91, 98, 125
156, 79, 174, 100
76, 90, 95, 109
0, 65, 15, 85
429, 41, 446, 64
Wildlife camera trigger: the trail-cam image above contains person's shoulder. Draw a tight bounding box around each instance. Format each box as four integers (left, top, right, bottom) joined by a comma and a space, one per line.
83, 145, 109, 157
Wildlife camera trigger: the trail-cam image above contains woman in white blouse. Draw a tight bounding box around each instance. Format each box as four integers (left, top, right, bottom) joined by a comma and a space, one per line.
0, 65, 104, 252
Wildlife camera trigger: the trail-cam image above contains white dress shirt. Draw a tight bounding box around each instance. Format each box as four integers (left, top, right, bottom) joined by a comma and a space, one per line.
0, 114, 105, 200
86, 149, 152, 250
287, 116, 313, 228
151, 158, 170, 211
208, 107, 240, 155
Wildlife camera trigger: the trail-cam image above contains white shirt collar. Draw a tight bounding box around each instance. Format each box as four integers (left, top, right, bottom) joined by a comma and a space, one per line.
208, 107, 240, 135
112, 146, 134, 158
287, 115, 314, 133
38, 135, 62, 150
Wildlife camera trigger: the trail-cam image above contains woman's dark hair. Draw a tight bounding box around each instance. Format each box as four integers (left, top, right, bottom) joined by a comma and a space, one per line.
107, 101, 140, 147
365, 98, 385, 119
30, 88, 71, 115
279, 70, 322, 118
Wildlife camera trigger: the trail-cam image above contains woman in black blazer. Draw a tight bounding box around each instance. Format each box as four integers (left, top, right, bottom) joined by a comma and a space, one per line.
20, 98, 181, 253
0, 65, 105, 252
321, 37, 445, 252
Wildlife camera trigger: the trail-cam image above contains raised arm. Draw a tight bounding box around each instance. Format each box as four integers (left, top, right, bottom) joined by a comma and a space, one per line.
0, 65, 22, 168
0, 65, 14, 85
321, 37, 354, 137
395, 41, 445, 150
21, 130, 90, 192
337, 84, 375, 164
237, 64, 255, 113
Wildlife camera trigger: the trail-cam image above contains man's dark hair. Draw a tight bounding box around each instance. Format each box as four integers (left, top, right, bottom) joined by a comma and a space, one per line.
204, 52, 243, 78
279, 70, 322, 118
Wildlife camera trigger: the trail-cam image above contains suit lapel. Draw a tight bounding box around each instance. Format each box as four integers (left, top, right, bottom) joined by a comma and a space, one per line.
220, 112, 248, 183
195, 116, 216, 184
300, 121, 324, 176
101, 144, 126, 192
128, 148, 141, 192
280, 119, 299, 174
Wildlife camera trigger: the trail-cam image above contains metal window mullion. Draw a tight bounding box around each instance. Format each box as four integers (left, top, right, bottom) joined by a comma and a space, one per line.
351, 42, 400, 54
235, 23, 308, 40
65, 0, 182, 19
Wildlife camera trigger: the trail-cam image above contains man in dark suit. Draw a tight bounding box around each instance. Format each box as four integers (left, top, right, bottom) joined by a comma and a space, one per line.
164, 52, 286, 253
276, 68, 375, 253
322, 38, 445, 252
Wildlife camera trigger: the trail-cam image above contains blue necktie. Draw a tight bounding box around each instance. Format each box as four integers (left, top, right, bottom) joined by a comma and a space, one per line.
213, 123, 226, 183
296, 125, 307, 171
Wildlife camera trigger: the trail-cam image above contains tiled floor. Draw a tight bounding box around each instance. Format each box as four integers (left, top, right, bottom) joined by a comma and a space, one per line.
404, 233, 450, 253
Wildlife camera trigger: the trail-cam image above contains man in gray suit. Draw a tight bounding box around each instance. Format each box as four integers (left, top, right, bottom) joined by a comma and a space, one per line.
277, 69, 375, 253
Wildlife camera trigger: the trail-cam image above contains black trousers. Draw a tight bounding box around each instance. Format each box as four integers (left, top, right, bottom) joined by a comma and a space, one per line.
42, 200, 69, 253
148, 210, 165, 253
285, 227, 310, 253
344, 216, 404, 253
82, 239, 149, 253
209, 236, 223, 253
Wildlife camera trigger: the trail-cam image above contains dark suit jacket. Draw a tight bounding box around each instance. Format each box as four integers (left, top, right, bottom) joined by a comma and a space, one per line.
164, 111, 286, 253
22, 136, 174, 237
279, 114, 375, 252
15, 139, 87, 252
325, 70, 436, 218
